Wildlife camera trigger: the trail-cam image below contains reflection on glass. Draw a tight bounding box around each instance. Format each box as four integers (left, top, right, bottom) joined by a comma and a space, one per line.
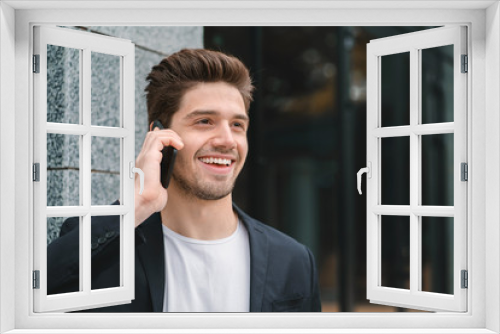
47, 216, 80, 295
91, 216, 121, 290
47, 133, 80, 206
381, 215, 410, 290
382, 136, 410, 205
422, 134, 454, 206
421, 45, 454, 124
91, 137, 121, 205
91, 52, 121, 127
47, 44, 80, 124
422, 217, 454, 294
381, 52, 410, 127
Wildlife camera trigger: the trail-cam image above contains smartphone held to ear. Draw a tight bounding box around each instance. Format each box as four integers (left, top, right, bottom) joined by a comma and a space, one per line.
152, 120, 177, 189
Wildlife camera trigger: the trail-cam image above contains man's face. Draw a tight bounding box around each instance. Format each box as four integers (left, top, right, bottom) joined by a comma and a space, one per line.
168, 82, 249, 200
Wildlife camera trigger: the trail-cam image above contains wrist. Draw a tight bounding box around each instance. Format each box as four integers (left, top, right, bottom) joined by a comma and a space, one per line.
134, 195, 152, 227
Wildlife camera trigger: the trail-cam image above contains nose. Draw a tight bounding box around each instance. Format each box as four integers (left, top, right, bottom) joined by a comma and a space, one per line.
211, 122, 236, 149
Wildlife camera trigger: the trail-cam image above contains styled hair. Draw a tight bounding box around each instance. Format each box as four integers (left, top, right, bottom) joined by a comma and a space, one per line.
145, 48, 254, 128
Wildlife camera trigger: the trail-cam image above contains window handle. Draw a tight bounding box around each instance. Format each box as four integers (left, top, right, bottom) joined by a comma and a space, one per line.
129, 162, 144, 195
357, 162, 372, 195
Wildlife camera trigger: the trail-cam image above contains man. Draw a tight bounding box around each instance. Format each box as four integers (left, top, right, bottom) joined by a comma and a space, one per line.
48, 49, 321, 312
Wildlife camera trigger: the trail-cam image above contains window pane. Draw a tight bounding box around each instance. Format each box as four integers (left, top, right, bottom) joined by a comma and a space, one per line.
421, 134, 454, 206
382, 136, 410, 205
91, 216, 121, 290
422, 217, 454, 294
47, 44, 80, 124
91, 52, 121, 127
381, 215, 410, 290
91, 137, 121, 205
381, 52, 410, 127
421, 45, 454, 124
47, 133, 80, 206
47, 216, 80, 295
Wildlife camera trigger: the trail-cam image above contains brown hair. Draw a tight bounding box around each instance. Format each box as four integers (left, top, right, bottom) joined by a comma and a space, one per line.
145, 48, 254, 128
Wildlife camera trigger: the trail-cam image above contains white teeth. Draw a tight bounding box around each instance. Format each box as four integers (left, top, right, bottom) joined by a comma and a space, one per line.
200, 157, 232, 166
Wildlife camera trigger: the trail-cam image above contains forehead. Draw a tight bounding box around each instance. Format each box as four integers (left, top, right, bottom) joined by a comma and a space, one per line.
176, 82, 246, 117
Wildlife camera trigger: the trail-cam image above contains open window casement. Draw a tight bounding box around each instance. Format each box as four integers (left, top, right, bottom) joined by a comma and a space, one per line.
363, 26, 467, 312
33, 26, 136, 312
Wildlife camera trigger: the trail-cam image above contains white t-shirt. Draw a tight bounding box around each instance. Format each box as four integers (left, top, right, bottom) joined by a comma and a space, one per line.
162, 220, 250, 312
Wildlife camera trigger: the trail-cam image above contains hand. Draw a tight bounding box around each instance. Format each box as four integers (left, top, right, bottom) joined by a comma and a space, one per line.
134, 126, 184, 227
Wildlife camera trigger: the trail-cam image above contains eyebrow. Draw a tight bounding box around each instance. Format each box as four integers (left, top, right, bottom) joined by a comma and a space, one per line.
183, 110, 249, 122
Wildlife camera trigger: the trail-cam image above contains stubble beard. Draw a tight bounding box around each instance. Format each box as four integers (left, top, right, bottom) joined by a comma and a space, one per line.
171, 165, 237, 201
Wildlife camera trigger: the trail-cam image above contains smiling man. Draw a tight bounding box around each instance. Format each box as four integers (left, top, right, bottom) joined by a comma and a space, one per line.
48, 49, 321, 312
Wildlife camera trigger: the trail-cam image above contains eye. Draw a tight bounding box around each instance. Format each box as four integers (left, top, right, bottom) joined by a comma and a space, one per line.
196, 118, 211, 125
233, 121, 247, 131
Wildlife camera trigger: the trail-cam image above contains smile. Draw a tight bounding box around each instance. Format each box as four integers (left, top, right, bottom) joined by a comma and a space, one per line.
199, 157, 233, 167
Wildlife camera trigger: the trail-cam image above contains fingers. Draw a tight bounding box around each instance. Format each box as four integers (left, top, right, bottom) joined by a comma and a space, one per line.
154, 129, 184, 151
141, 129, 184, 157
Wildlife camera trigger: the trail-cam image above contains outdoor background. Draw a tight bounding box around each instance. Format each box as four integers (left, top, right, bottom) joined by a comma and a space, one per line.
46, 26, 454, 312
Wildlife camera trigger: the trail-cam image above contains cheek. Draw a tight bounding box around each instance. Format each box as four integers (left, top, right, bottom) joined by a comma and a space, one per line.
176, 137, 198, 161
238, 140, 249, 161
175, 146, 194, 167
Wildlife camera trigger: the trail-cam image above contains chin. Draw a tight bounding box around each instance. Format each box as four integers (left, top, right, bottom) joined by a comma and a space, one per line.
172, 173, 235, 201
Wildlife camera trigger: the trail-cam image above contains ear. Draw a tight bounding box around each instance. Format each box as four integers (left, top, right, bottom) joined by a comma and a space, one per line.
149, 122, 154, 131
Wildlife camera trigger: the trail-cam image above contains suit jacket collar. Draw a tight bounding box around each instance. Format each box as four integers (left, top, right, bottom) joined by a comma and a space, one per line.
137, 204, 269, 312
233, 204, 269, 312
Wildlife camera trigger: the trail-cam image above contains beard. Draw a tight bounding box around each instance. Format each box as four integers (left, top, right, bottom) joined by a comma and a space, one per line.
172, 171, 236, 201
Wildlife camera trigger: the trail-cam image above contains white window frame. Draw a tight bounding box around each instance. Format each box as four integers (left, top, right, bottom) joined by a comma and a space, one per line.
366, 26, 468, 312
33, 25, 136, 313
0, 1, 499, 333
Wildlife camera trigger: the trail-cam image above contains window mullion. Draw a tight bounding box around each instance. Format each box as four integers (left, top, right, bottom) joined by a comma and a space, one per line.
81, 47, 92, 294
409, 47, 419, 294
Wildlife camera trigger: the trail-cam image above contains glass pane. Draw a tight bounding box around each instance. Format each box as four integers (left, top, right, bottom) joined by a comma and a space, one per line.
421, 134, 454, 206
422, 217, 454, 294
47, 133, 80, 206
47, 44, 80, 124
382, 136, 410, 205
91, 137, 121, 205
91, 52, 121, 127
421, 45, 454, 124
47, 216, 80, 295
91, 215, 121, 290
381, 215, 410, 290
381, 52, 410, 127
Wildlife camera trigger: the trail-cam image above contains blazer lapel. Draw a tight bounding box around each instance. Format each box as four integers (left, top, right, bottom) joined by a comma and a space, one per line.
234, 205, 268, 312
136, 212, 165, 312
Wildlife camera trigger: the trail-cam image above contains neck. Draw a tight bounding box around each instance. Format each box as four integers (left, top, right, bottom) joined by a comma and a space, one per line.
160, 185, 237, 240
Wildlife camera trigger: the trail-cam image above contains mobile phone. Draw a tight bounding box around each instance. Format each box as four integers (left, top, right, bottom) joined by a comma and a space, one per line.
152, 120, 177, 189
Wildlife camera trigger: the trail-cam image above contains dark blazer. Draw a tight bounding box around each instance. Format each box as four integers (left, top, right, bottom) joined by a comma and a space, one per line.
47, 205, 322, 312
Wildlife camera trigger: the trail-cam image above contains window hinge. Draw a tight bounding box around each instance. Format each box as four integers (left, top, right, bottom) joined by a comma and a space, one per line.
461, 162, 468, 181
33, 54, 40, 73
461, 54, 468, 73
461, 270, 468, 289
33, 270, 40, 289
33, 163, 40, 182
